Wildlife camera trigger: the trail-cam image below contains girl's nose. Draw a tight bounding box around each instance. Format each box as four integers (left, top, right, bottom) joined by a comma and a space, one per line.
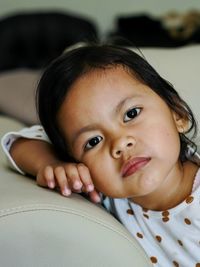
111, 136, 135, 159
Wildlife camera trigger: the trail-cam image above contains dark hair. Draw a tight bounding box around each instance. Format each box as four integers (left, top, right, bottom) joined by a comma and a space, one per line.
36, 43, 198, 162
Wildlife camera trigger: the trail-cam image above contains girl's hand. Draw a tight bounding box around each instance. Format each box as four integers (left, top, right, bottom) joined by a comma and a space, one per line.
36, 162, 101, 203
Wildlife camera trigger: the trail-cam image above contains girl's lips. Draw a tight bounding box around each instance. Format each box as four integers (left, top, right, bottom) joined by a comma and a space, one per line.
122, 157, 151, 177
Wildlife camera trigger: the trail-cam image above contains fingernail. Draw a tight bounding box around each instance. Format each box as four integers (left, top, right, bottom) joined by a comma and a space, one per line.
48, 181, 55, 188
63, 188, 71, 196
87, 184, 94, 192
94, 195, 101, 203
73, 181, 82, 190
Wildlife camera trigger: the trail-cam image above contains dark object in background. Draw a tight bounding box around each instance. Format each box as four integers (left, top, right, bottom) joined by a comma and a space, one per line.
0, 12, 98, 71
110, 14, 200, 47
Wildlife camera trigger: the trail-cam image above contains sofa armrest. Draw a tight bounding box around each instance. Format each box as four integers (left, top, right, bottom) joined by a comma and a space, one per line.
0, 115, 151, 267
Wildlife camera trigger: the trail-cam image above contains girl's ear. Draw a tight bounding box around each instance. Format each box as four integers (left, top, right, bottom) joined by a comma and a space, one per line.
172, 112, 189, 133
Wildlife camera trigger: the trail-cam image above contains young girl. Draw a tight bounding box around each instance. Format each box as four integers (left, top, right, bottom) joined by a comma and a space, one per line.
2, 43, 200, 267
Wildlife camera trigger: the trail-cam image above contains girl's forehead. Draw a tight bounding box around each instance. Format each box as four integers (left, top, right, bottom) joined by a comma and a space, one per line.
81, 65, 138, 82
66, 66, 145, 99
59, 66, 159, 123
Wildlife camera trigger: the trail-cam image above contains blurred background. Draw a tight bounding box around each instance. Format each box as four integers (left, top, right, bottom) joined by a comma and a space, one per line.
1, 0, 200, 35
0, 0, 200, 69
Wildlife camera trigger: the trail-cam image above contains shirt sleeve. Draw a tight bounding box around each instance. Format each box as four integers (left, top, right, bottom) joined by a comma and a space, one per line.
1, 125, 51, 174
102, 196, 117, 216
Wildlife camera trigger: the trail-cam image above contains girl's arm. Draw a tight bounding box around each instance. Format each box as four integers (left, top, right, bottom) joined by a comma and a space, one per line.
10, 138, 59, 177
1, 127, 100, 203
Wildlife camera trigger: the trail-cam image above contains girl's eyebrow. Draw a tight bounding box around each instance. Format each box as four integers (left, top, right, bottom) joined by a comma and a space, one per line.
72, 124, 99, 145
115, 95, 138, 114
72, 95, 139, 143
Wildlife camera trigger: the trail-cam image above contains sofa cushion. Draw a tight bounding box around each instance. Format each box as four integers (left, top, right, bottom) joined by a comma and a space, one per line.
0, 69, 40, 125
139, 45, 200, 122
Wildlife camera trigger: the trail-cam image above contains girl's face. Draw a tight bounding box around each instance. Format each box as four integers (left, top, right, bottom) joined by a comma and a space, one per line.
57, 66, 186, 202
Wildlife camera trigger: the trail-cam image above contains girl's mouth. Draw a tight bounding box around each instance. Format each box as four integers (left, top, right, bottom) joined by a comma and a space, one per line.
121, 157, 151, 177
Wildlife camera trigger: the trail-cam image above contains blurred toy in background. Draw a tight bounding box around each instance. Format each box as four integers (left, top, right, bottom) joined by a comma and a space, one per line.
162, 10, 200, 40
109, 10, 200, 47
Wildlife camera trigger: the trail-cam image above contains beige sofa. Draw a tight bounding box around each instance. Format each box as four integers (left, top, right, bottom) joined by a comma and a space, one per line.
0, 45, 200, 266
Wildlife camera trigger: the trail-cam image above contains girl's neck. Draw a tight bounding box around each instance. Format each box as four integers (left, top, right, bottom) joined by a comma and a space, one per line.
131, 161, 199, 211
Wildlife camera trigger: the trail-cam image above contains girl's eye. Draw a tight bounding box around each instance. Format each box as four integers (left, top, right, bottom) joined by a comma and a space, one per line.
124, 107, 141, 122
84, 136, 103, 151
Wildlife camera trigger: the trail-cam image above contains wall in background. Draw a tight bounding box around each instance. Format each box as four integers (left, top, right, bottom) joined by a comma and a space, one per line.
0, 0, 200, 35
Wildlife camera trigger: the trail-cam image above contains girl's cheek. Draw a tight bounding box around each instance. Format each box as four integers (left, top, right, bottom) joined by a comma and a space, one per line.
85, 156, 104, 185
83, 149, 116, 191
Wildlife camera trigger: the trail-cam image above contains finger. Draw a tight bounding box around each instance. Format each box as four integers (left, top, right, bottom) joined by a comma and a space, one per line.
37, 166, 55, 188
88, 190, 101, 203
77, 164, 94, 193
64, 164, 83, 191
54, 166, 71, 196
43, 166, 56, 188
